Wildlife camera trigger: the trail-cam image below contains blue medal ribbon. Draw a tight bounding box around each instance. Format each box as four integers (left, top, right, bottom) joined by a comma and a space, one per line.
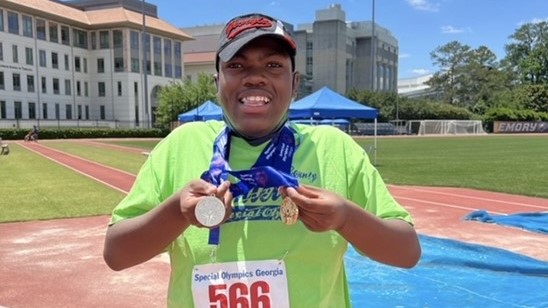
200, 125, 299, 245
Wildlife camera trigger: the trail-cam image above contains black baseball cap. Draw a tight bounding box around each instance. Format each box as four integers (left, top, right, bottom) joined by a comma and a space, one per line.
215, 13, 297, 71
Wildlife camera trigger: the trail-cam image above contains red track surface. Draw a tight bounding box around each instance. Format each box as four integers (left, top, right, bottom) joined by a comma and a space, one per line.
1, 141, 546, 308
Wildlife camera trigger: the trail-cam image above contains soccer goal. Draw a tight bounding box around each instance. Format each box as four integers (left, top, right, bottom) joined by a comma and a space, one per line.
408, 120, 487, 135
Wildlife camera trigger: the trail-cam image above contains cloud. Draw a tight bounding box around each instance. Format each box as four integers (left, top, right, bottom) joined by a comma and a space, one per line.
517, 17, 548, 26
529, 17, 548, 24
441, 25, 468, 34
405, 0, 439, 12
411, 69, 431, 75
399, 53, 411, 59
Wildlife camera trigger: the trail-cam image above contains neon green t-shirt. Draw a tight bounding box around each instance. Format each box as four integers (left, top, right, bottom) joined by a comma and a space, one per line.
111, 121, 412, 307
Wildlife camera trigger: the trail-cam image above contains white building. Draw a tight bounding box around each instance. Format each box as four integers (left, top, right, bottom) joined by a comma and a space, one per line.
397, 74, 437, 98
0, 0, 192, 129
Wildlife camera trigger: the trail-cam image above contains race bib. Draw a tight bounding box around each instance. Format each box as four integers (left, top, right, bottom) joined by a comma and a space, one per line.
192, 260, 290, 308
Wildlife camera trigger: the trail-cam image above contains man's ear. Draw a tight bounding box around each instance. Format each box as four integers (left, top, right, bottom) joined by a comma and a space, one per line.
292, 71, 300, 97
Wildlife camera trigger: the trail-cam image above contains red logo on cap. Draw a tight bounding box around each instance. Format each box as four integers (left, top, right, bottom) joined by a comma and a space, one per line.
225, 17, 274, 40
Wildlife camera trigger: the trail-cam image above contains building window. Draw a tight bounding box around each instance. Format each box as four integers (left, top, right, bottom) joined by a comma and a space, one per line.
27, 75, 34, 92
0, 9, 4, 32
0, 42, 3, 61
28, 102, 36, 119
113, 30, 124, 72
77, 104, 82, 119
12, 73, 21, 91
41, 76, 46, 93
75, 56, 81, 72
36, 19, 46, 40
49, 22, 58, 43
84, 82, 88, 97
99, 31, 109, 49
117, 81, 122, 96
25, 47, 33, 65
55, 103, 60, 119
65, 79, 71, 95
164, 38, 173, 78
73, 29, 88, 49
22, 15, 32, 37
0, 101, 6, 119
85, 105, 89, 120
8, 11, 19, 35
174, 42, 182, 78
52, 52, 58, 69
14, 101, 22, 119
39, 50, 46, 67
97, 58, 104, 73
91, 32, 97, 49
64, 54, 69, 70
144, 34, 151, 74
153, 36, 162, 76
0, 71, 4, 90
130, 31, 140, 73
100, 105, 106, 120
76, 81, 81, 96
83, 58, 87, 73
53, 78, 60, 94
12, 45, 18, 63
98, 82, 106, 97
61, 25, 70, 45
42, 103, 48, 119
65, 104, 72, 119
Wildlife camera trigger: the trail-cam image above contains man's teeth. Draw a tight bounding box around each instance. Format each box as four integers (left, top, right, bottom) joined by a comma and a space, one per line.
241, 96, 270, 106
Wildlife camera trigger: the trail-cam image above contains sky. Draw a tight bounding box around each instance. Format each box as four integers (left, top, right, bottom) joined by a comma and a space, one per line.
146, 0, 548, 80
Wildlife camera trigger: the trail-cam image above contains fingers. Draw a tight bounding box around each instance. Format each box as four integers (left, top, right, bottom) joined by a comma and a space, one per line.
188, 179, 218, 196
188, 180, 233, 228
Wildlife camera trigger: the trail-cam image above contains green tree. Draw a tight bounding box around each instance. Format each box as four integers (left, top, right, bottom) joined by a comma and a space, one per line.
465, 46, 511, 113
155, 73, 217, 129
503, 21, 548, 85
427, 41, 472, 105
427, 41, 509, 112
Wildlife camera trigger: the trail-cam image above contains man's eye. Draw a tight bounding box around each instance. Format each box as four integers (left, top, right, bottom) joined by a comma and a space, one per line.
226, 63, 242, 69
267, 63, 283, 68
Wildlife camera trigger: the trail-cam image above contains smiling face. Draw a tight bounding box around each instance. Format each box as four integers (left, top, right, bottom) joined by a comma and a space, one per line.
216, 36, 299, 139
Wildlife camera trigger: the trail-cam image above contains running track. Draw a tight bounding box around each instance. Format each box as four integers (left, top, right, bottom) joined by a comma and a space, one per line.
1, 140, 546, 308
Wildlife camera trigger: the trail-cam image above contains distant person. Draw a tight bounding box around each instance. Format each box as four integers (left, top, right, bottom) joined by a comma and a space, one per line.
24, 125, 39, 142
103, 12, 421, 307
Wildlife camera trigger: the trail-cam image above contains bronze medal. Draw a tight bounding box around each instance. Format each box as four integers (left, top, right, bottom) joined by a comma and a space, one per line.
280, 197, 299, 225
195, 196, 226, 228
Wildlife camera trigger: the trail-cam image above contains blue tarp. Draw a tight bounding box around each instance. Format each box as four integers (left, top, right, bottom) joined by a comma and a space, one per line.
289, 86, 378, 120
178, 100, 223, 122
347, 234, 548, 307
464, 210, 548, 234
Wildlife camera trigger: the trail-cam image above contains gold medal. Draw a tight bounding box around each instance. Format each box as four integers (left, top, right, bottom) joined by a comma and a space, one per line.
195, 196, 226, 228
280, 197, 299, 225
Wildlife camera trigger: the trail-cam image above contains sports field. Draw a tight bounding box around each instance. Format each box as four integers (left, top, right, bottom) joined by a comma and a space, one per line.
1, 134, 547, 223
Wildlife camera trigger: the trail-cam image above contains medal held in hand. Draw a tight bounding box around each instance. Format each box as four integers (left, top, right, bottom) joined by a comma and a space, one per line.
280, 197, 299, 225
195, 196, 226, 228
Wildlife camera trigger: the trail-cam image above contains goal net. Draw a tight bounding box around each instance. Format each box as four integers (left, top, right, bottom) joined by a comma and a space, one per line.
408, 120, 487, 135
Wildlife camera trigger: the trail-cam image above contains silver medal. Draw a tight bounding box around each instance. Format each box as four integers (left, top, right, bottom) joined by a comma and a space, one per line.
195, 196, 226, 227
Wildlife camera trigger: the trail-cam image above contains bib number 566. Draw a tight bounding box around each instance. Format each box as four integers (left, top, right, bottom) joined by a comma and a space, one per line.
209, 281, 271, 308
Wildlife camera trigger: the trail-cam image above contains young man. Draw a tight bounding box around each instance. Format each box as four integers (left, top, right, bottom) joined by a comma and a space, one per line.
103, 13, 421, 307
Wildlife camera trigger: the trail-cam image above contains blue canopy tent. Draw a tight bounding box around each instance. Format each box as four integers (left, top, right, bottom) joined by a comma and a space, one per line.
178, 100, 223, 122
289, 86, 378, 119
289, 86, 379, 163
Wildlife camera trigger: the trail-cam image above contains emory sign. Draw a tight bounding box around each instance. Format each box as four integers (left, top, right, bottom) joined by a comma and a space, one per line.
494, 121, 548, 133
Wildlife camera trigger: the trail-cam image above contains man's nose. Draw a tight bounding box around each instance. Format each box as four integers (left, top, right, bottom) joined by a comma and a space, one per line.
242, 67, 267, 86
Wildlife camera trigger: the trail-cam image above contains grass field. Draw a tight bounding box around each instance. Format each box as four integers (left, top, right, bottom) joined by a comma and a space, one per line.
1, 134, 546, 223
